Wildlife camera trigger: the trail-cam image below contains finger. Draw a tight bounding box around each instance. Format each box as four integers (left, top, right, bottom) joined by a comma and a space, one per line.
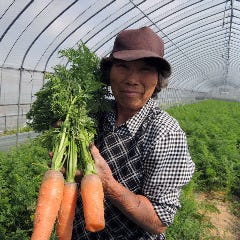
48, 151, 53, 159
90, 142, 99, 154
75, 169, 83, 182
61, 166, 66, 175
90, 143, 101, 164
75, 169, 83, 177
51, 120, 63, 128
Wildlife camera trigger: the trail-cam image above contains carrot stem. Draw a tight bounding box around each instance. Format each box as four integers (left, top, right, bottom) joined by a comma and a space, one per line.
51, 128, 68, 171
66, 137, 78, 183
79, 129, 96, 175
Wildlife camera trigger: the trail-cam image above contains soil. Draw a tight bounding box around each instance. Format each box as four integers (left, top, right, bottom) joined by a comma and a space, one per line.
197, 192, 240, 240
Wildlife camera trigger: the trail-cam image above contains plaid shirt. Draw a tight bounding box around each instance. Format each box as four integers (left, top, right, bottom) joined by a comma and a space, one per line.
72, 99, 195, 240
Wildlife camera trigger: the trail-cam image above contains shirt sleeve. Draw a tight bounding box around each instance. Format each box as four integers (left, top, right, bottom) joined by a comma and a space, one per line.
142, 127, 195, 226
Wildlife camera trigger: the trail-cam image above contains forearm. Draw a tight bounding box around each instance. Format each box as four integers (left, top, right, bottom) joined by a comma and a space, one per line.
105, 176, 166, 234
91, 143, 166, 234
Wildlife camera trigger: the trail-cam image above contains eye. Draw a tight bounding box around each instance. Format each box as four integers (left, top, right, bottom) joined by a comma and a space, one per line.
139, 66, 154, 72
140, 66, 150, 71
114, 62, 128, 69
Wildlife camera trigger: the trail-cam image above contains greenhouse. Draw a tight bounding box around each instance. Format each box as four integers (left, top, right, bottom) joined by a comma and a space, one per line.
0, 1, 240, 240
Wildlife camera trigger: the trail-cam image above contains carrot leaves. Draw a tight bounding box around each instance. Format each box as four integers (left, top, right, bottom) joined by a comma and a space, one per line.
27, 42, 110, 181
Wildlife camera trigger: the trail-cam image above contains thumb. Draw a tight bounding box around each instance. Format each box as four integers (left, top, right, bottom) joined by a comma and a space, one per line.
90, 143, 101, 163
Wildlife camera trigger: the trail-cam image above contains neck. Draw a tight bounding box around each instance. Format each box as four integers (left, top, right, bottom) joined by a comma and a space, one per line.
115, 105, 138, 126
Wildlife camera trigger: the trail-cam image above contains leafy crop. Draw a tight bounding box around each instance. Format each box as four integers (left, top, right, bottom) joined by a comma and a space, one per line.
27, 44, 109, 134
1, 99, 239, 239
0, 141, 49, 240
27, 43, 111, 179
167, 99, 240, 197
166, 183, 217, 240
25, 43, 111, 238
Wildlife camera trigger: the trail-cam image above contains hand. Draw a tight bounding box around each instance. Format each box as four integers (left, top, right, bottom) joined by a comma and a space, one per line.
90, 143, 113, 188
90, 145, 166, 234
51, 120, 63, 128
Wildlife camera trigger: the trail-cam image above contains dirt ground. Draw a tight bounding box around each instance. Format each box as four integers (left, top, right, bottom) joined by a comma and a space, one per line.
197, 192, 240, 240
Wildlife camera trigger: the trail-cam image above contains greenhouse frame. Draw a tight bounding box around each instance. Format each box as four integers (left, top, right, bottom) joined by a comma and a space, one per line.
1, 0, 240, 134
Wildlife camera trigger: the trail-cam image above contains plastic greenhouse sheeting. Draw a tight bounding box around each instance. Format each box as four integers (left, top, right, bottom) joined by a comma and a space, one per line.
0, 0, 240, 133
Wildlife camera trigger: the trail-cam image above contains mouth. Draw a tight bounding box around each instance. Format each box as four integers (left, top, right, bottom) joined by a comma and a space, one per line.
121, 90, 140, 97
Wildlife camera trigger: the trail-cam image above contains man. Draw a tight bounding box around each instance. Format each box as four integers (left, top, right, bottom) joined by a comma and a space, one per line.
72, 26, 195, 240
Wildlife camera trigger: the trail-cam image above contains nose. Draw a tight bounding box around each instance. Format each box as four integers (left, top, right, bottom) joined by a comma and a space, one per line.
125, 68, 139, 85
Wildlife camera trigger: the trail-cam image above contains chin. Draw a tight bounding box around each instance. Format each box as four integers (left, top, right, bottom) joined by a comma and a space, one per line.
126, 103, 143, 112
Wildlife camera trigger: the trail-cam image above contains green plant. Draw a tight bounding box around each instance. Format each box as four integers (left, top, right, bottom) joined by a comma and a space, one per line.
166, 184, 219, 240
27, 43, 110, 174
27, 43, 110, 237
1, 99, 239, 239
0, 141, 49, 240
167, 100, 240, 197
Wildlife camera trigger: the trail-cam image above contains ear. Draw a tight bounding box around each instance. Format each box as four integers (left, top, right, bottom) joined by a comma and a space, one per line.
100, 58, 112, 85
158, 73, 169, 89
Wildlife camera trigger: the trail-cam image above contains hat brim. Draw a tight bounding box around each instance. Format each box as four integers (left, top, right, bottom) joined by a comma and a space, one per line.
102, 50, 171, 79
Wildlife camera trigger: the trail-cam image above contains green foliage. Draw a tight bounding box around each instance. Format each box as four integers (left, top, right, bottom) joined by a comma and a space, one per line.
167, 100, 240, 197
1, 99, 239, 239
166, 187, 215, 240
27, 42, 110, 135
26, 43, 111, 177
0, 140, 49, 240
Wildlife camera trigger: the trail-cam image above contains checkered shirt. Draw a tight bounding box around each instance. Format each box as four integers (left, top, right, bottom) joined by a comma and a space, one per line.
72, 98, 195, 240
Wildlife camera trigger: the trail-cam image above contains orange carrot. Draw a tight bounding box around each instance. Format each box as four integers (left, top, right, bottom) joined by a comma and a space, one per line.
31, 170, 64, 240
56, 182, 78, 240
80, 173, 105, 232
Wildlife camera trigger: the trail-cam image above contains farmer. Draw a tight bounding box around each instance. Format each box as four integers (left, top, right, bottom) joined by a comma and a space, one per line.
72, 26, 195, 240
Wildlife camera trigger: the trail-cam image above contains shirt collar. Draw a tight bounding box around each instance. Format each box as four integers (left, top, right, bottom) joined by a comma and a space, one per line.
105, 98, 157, 135
126, 98, 156, 136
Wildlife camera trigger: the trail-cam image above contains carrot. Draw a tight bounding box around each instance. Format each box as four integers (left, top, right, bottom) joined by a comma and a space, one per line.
31, 110, 70, 239
79, 131, 105, 232
27, 44, 109, 238
56, 137, 78, 240
27, 44, 111, 236
81, 173, 105, 232
31, 170, 64, 240
57, 182, 78, 240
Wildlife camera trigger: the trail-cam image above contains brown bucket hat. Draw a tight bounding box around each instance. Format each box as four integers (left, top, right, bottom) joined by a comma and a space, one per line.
100, 26, 171, 86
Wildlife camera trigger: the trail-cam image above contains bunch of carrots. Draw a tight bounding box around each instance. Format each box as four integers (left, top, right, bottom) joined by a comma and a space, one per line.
27, 43, 110, 240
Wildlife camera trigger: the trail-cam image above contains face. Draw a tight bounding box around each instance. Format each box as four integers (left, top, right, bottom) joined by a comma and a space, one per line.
109, 59, 158, 115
